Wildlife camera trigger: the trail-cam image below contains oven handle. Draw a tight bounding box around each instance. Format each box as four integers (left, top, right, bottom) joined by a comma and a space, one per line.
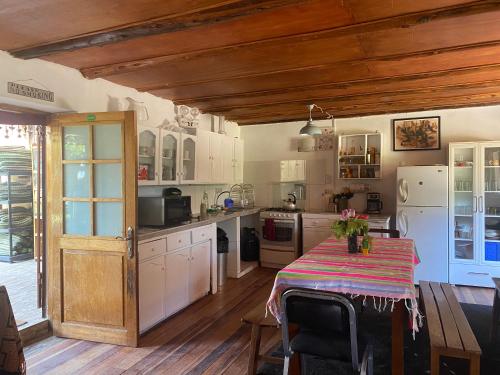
259, 218, 295, 224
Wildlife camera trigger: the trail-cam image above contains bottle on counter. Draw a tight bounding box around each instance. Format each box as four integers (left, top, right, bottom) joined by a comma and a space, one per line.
200, 191, 209, 220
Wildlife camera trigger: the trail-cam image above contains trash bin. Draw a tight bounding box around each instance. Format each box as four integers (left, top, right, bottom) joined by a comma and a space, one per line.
217, 228, 229, 286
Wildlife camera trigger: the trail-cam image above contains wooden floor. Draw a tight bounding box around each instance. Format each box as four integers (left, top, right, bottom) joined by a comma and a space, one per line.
24, 268, 494, 375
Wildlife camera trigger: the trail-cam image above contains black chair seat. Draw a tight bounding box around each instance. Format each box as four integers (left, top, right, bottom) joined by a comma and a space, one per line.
291, 329, 366, 361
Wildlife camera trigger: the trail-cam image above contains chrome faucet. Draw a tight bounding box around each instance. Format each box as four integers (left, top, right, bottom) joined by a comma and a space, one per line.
214, 190, 230, 209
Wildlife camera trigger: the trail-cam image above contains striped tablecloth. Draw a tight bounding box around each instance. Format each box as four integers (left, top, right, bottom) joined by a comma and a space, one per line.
267, 236, 422, 332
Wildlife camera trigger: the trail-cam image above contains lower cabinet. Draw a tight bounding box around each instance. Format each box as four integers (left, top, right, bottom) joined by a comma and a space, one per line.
139, 255, 166, 332
139, 237, 212, 333
303, 227, 334, 253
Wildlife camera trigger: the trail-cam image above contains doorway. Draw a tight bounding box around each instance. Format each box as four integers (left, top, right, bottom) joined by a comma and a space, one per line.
0, 122, 47, 334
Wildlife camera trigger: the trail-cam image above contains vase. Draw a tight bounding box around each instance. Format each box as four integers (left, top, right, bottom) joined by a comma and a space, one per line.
348, 234, 358, 253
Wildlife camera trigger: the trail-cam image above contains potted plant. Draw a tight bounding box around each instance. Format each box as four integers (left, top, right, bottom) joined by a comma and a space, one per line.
332, 209, 369, 253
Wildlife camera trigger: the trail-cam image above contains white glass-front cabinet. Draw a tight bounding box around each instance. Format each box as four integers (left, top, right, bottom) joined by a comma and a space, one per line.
449, 142, 500, 287
138, 127, 159, 185
139, 127, 197, 185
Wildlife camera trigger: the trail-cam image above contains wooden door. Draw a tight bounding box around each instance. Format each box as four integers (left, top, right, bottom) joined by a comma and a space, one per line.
47, 111, 139, 346
189, 241, 211, 302
165, 247, 190, 317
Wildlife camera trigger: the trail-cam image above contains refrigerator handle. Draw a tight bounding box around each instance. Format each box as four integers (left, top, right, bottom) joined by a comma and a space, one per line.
478, 196, 484, 213
398, 179, 408, 203
403, 212, 409, 237
473, 196, 477, 213
397, 210, 408, 238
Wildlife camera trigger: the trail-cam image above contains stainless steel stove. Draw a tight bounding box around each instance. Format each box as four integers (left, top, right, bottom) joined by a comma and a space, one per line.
259, 208, 302, 269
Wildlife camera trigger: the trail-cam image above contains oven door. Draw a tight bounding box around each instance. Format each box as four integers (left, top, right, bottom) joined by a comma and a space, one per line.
165, 196, 191, 224
260, 218, 296, 251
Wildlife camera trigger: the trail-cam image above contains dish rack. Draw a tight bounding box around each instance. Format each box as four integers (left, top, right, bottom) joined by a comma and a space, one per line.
242, 184, 255, 208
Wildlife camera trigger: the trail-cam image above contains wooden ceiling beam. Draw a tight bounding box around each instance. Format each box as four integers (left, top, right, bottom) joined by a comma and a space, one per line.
9, 0, 308, 60
79, 0, 500, 79
229, 91, 500, 123
136, 39, 500, 92
158, 63, 500, 103
190, 79, 500, 113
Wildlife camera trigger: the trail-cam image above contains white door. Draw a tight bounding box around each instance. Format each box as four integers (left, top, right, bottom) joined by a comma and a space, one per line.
196, 130, 211, 183
234, 139, 244, 184
139, 256, 165, 332
397, 206, 448, 283
210, 133, 224, 183
397, 166, 448, 207
295, 160, 306, 181
222, 136, 234, 183
189, 242, 211, 302
165, 248, 190, 317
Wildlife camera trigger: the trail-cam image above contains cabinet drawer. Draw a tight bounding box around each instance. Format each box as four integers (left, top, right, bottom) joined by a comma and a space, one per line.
450, 263, 499, 287
303, 218, 335, 228
192, 225, 212, 244
167, 231, 191, 251
138, 239, 167, 262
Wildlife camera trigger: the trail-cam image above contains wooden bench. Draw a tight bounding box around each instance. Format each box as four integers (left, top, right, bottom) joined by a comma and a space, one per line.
241, 301, 283, 375
419, 281, 481, 375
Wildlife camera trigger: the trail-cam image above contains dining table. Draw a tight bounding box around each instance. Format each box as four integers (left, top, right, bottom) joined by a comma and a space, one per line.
267, 235, 421, 375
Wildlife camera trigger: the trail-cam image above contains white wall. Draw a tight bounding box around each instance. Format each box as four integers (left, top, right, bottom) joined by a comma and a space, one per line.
0, 50, 241, 213
241, 105, 500, 214
241, 120, 335, 210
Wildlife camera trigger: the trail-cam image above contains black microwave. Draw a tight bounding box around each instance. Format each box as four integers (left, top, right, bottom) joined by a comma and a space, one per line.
138, 196, 192, 227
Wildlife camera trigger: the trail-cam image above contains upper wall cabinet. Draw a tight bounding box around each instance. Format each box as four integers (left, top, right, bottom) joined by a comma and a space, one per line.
338, 133, 382, 180
280, 160, 306, 182
138, 127, 197, 186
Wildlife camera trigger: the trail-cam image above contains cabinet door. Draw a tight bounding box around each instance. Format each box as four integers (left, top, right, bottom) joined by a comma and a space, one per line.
222, 136, 234, 184
139, 257, 165, 332
165, 248, 190, 317
196, 130, 211, 183
234, 139, 244, 184
280, 160, 290, 182
189, 241, 211, 302
303, 228, 333, 253
159, 130, 180, 184
180, 134, 197, 183
210, 133, 224, 183
138, 127, 159, 185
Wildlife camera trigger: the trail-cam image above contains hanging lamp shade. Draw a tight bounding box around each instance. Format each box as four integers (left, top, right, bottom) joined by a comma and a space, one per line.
299, 104, 322, 136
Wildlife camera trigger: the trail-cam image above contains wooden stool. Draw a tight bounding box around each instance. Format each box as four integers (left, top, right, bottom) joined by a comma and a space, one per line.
491, 277, 500, 343
242, 301, 283, 375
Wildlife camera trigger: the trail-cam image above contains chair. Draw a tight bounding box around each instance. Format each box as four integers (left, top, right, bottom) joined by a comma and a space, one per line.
491, 277, 500, 343
368, 228, 400, 238
280, 288, 373, 375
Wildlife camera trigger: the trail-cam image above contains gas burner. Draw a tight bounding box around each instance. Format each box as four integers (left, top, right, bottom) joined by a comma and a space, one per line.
264, 207, 304, 213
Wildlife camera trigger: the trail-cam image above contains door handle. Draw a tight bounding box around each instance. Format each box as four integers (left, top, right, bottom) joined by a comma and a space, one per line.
473, 196, 477, 213
398, 179, 408, 203
478, 196, 484, 213
116, 226, 134, 259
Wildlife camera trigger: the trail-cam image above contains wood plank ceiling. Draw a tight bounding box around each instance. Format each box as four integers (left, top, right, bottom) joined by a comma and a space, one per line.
2, 0, 500, 125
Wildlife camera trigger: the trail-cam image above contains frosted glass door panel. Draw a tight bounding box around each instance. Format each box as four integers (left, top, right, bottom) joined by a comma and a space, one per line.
64, 201, 91, 235
94, 124, 122, 159
484, 145, 500, 263
64, 163, 90, 198
95, 202, 123, 236
94, 164, 122, 198
63, 126, 89, 160
182, 137, 196, 181
452, 147, 475, 261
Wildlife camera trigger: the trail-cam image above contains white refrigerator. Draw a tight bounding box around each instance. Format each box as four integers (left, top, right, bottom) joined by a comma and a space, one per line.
396, 166, 449, 283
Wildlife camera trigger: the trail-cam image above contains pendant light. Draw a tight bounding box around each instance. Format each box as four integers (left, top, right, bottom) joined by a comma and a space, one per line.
299, 104, 322, 136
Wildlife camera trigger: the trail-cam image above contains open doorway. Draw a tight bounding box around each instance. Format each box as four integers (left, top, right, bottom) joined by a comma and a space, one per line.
0, 123, 46, 331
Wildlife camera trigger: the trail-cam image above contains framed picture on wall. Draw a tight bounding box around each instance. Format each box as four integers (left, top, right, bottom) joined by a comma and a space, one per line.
392, 116, 441, 151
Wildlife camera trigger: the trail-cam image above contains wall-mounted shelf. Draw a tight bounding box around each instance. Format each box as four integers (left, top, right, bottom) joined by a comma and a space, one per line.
337, 133, 382, 180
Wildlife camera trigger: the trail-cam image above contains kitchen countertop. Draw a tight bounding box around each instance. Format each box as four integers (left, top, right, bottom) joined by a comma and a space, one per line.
138, 207, 262, 242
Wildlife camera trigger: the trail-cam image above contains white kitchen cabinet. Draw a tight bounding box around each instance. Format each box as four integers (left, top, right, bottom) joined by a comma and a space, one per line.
180, 134, 197, 183
189, 242, 211, 302
159, 130, 180, 184
280, 160, 306, 182
303, 227, 333, 253
449, 142, 500, 287
196, 130, 211, 183
164, 247, 190, 317
222, 136, 234, 183
139, 255, 166, 332
210, 132, 224, 182
138, 127, 160, 186
338, 133, 382, 180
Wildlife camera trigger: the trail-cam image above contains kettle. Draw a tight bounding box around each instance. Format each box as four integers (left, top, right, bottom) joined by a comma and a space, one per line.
283, 193, 297, 210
